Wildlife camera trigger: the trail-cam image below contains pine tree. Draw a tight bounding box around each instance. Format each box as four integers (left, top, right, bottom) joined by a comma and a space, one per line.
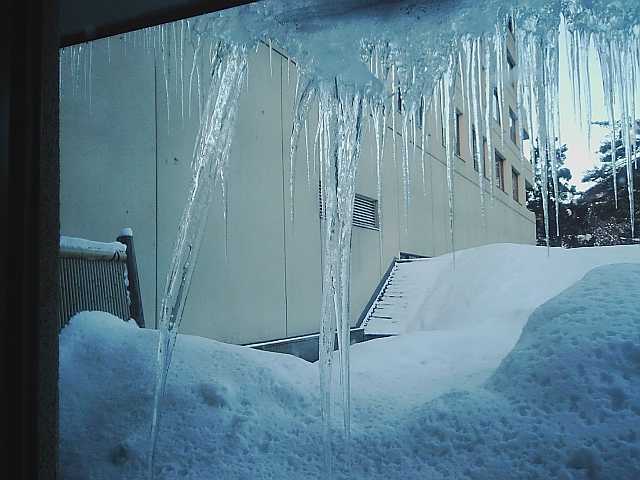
578, 119, 640, 245
526, 143, 579, 246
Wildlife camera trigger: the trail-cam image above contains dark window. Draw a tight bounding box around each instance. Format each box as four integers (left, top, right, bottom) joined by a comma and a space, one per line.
522, 129, 532, 164
495, 150, 506, 191
507, 50, 517, 90
472, 126, 479, 171
483, 138, 489, 179
507, 50, 516, 70
509, 108, 518, 145
512, 168, 520, 202
441, 108, 446, 147
493, 88, 501, 125
455, 111, 463, 157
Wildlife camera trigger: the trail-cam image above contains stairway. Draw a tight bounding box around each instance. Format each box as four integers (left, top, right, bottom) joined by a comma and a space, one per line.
360, 257, 431, 336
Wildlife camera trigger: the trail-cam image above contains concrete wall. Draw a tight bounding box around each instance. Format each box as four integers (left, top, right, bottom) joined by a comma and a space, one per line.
60, 29, 535, 345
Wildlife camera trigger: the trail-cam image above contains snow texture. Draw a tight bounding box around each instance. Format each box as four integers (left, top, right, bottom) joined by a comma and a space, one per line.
60, 245, 640, 479
60, 235, 127, 256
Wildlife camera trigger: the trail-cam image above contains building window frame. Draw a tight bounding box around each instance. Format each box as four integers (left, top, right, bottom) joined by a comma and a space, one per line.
455, 110, 464, 158
472, 126, 479, 172
495, 149, 506, 191
493, 88, 501, 126
509, 107, 518, 145
512, 167, 520, 203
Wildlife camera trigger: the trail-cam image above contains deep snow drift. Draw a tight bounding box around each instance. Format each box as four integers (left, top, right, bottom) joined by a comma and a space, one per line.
60, 245, 640, 479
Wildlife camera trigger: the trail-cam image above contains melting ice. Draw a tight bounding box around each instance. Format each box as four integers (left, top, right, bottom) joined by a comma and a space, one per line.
60, 1, 640, 478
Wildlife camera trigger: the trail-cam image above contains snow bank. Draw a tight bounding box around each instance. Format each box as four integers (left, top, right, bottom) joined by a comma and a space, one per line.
60, 248, 640, 479
351, 244, 640, 415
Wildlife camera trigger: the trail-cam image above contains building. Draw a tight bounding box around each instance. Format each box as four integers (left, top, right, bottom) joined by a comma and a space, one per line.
59, 20, 535, 347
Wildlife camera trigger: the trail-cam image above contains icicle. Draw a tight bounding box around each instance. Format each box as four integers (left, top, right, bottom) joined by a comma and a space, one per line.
420, 95, 427, 196
160, 25, 171, 131
371, 102, 385, 270
88, 42, 93, 112
544, 33, 561, 239
288, 77, 316, 223
471, 38, 486, 223
269, 38, 273, 77
180, 20, 185, 121
188, 36, 202, 119
494, 26, 505, 147
148, 43, 247, 480
317, 79, 366, 477
304, 119, 311, 188
401, 112, 411, 231
442, 63, 456, 266
484, 37, 495, 200
391, 64, 398, 176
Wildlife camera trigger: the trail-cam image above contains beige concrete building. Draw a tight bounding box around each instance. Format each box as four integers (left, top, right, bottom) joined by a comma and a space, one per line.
60, 22, 535, 346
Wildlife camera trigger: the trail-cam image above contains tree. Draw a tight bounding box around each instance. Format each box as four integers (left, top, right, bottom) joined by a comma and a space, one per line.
526, 142, 579, 246
578, 119, 640, 245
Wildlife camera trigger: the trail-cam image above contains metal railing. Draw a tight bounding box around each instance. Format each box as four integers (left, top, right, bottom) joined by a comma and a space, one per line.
58, 229, 144, 330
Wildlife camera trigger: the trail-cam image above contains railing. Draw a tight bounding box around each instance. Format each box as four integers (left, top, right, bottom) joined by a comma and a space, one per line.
58, 229, 144, 330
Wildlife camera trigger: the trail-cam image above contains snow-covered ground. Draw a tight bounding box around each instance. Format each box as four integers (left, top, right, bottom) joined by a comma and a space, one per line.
60, 244, 640, 479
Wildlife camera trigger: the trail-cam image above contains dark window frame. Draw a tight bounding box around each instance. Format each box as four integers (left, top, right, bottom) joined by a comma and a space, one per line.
493, 88, 501, 126
455, 110, 464, 158
472, 126, 479, 172
512, 167, 520, 203
495, 149, 506, 191
509, 107, 518, 145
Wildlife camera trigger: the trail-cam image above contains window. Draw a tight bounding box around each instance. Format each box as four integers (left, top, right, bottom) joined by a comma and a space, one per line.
472, 126, 479, 171
493, 88, 501, 125
507, 50, 517, 90
455, 111, 463, 157
507, 50, 516, 71
509, 108, 518, 145
512, 168, 520, 202
483, 138, 489, 179
495, 150, 505, 191
441, 108, 446, 147
522, 129, 532, 165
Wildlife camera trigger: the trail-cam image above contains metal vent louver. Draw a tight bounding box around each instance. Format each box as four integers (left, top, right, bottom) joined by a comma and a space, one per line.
319, 181, 379, 231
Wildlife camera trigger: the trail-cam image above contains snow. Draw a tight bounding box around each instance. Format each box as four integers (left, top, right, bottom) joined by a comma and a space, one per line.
60, 235, 127, 257
60, 244, 640, 479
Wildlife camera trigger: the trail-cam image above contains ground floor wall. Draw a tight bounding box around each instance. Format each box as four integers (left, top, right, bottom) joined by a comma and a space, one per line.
60, 33, 535, 345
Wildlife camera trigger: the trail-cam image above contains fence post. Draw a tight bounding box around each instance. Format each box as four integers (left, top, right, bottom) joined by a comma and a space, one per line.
117, 227, 145, 328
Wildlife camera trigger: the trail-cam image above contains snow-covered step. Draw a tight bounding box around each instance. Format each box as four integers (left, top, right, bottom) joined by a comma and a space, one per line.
361, 257, 431, 336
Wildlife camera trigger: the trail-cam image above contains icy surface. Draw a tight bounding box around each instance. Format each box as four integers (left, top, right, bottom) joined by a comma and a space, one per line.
60, 246, 640, 479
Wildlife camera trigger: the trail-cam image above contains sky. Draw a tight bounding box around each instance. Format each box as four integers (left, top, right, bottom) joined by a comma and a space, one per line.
557, 25, 609, 192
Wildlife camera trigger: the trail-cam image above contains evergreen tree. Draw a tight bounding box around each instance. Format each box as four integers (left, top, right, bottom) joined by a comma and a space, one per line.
526, 142, 579, 246
578, 119, 640, 245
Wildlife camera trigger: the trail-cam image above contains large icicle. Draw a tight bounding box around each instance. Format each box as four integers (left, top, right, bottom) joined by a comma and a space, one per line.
147, 42, 247, 480
441, 62, 456, 265
317, 79, 366, 476
288, 76, 317, 223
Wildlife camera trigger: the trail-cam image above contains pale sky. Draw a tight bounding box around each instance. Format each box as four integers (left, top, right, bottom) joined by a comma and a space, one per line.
557, 26, 609, 191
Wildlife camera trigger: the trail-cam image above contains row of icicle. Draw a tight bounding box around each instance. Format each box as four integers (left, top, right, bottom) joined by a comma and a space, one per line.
59, 10, 639, 479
